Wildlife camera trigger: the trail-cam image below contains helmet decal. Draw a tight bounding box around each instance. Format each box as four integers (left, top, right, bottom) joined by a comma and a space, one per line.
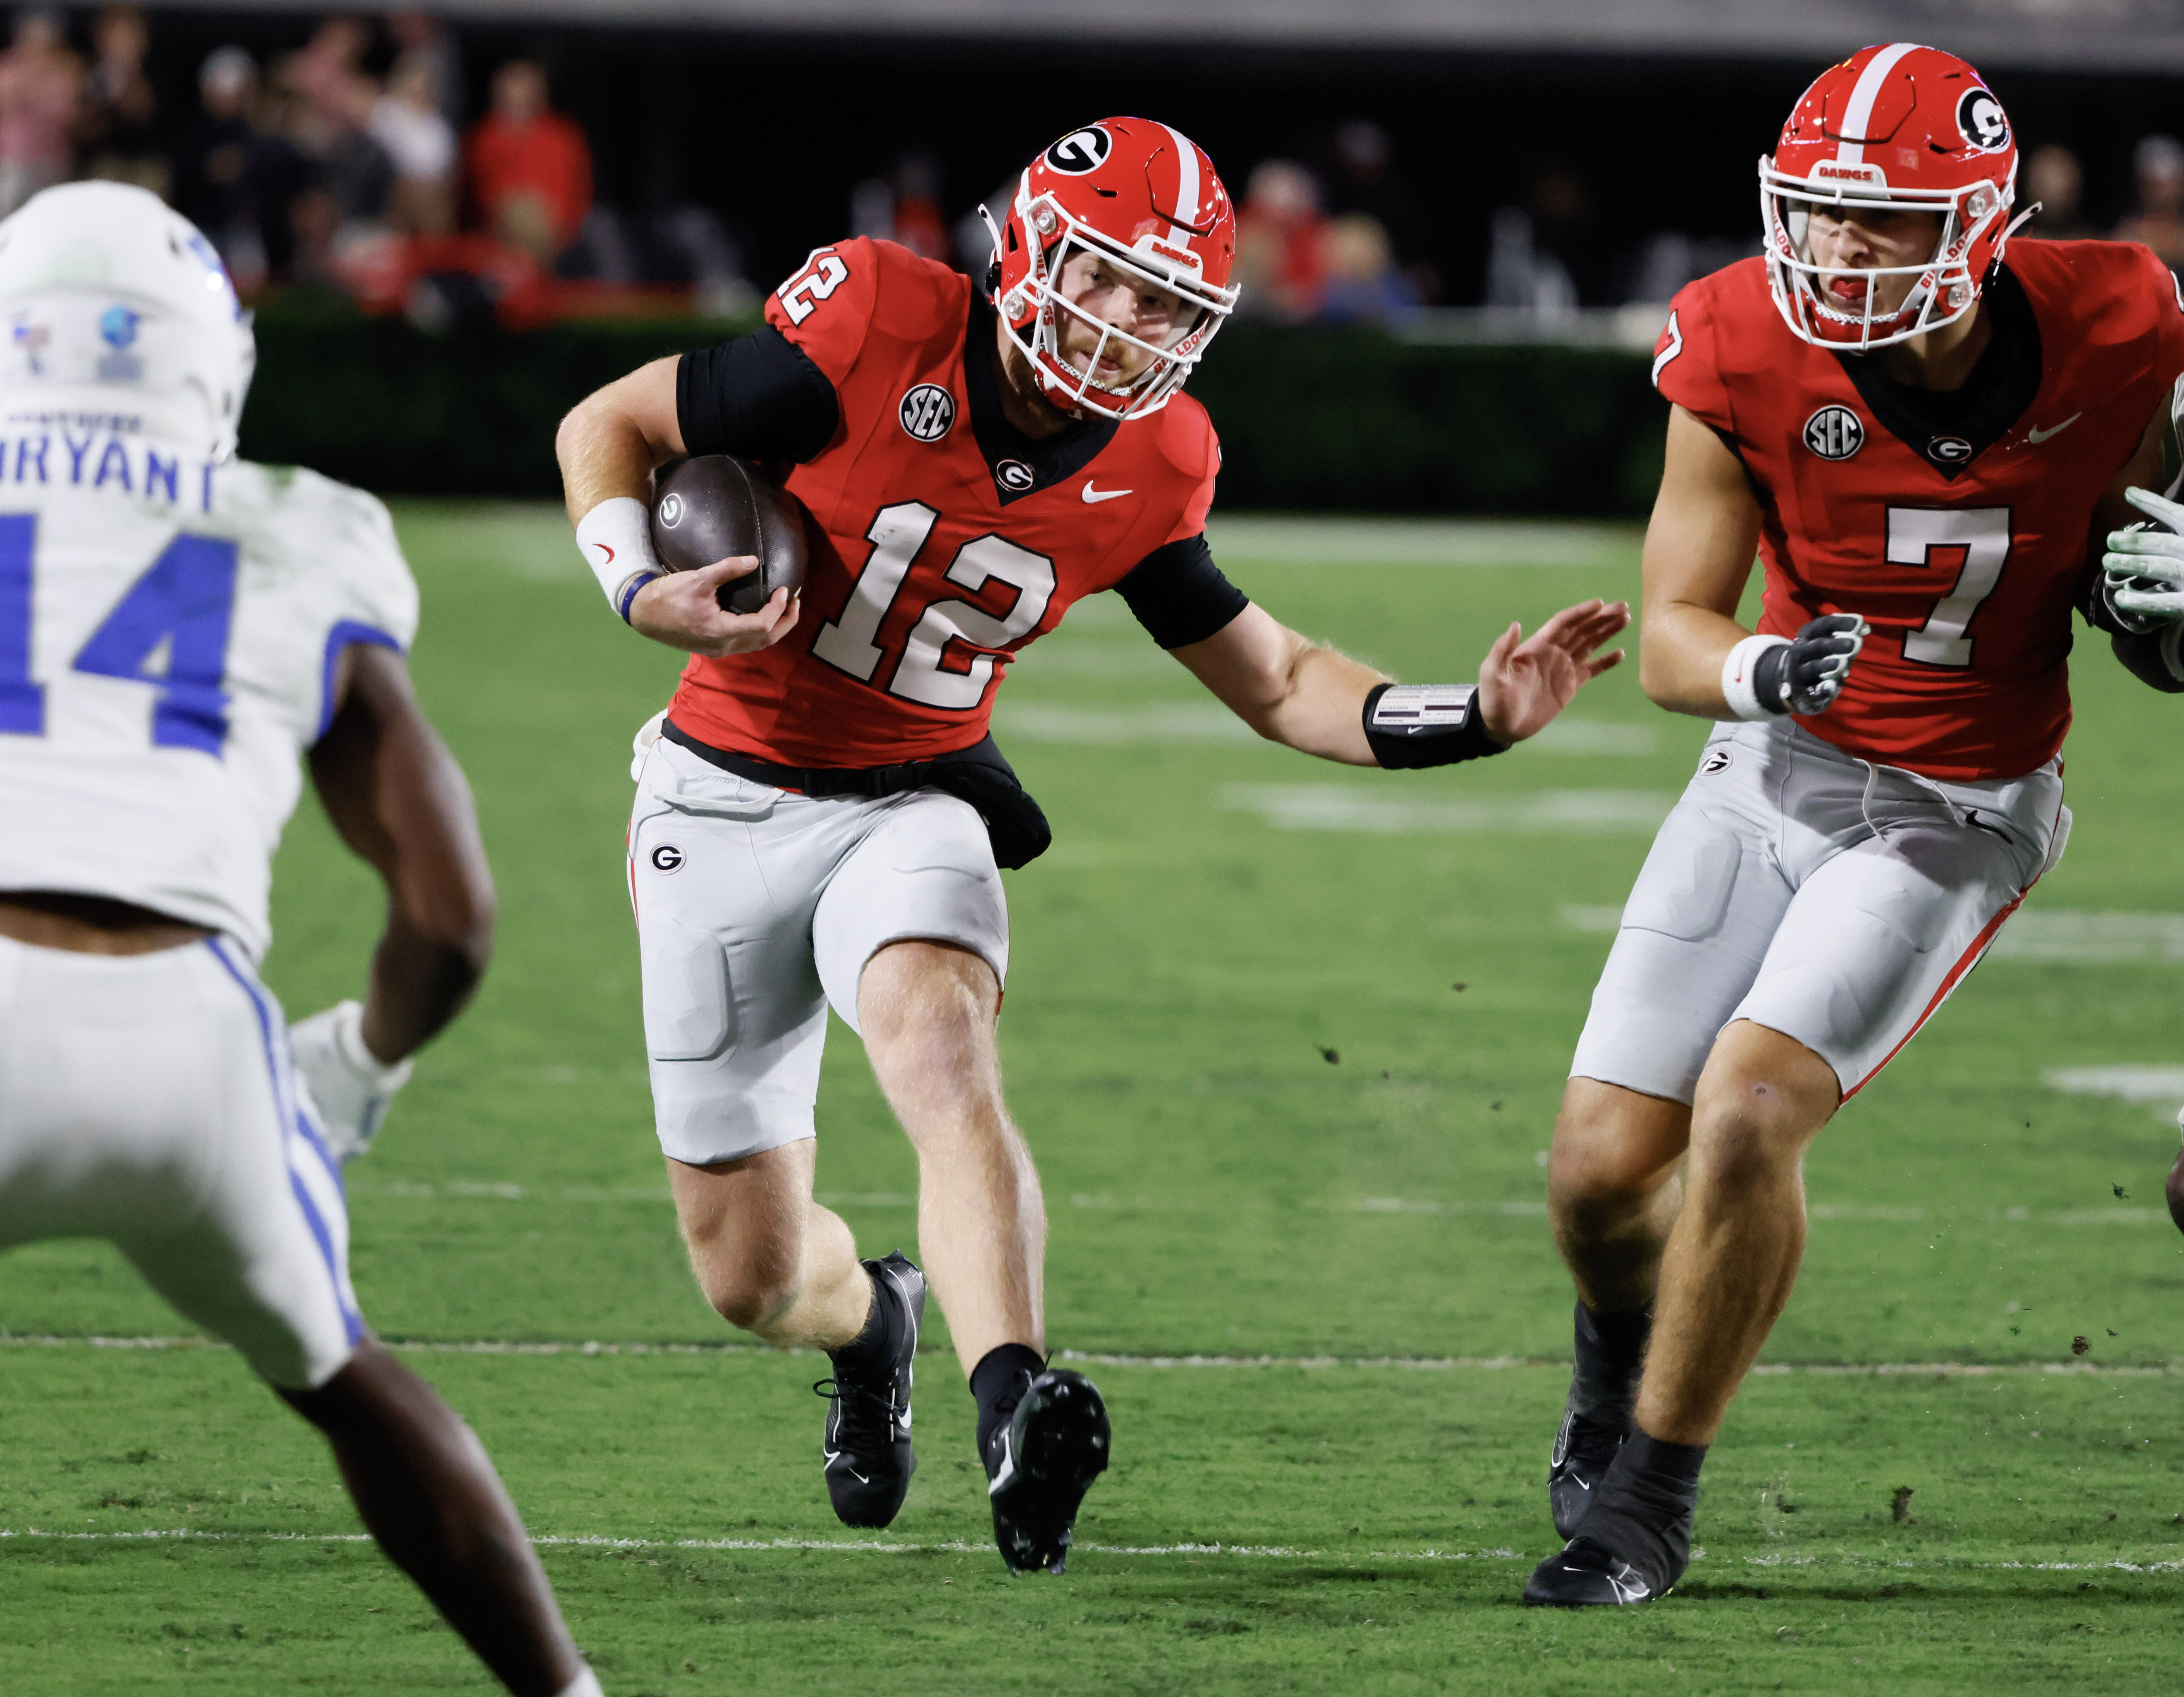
1957, 88, 2010, 153
1044, 127, 1112, 174
98, 305, 139, 349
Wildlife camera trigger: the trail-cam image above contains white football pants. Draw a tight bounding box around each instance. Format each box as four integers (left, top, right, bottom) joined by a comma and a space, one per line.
628, 731, 1010, 1167
0, 934, 362, 1389
1570, 717, 2067, 1103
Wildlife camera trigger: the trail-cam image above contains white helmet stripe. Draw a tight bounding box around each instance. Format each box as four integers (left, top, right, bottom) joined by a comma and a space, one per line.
1833, 41, 1925, 167
1160, 122, 1201, 231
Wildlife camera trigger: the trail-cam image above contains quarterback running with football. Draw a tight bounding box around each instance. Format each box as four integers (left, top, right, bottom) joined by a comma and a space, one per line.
557, 118, 1628, 1572
1528, 45, 2184, 1608
0, 186, 601, 1695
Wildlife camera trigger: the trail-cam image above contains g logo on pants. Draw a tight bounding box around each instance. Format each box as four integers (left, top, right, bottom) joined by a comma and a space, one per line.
651, 844, 685, 873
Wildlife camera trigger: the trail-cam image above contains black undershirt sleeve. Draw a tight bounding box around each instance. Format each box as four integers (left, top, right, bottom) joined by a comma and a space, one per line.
675, 327, 841, 464
1113, 533, 1249, 650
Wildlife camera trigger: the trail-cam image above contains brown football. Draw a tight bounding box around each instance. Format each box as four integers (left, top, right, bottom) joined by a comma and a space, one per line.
2167, 1140, 2184, 1236
649, 455, 810, 616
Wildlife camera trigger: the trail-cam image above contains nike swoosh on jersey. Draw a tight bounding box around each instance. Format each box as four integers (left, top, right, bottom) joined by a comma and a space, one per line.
2027, 414, 2082, 445
1081, 482, 1132, 504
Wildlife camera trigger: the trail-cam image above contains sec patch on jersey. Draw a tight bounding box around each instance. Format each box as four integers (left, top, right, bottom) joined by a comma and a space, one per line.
650, 455, 810, 614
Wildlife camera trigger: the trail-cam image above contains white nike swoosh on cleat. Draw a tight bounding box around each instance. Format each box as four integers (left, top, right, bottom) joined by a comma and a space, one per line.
988, 1430, 1017, 1496
1081, 481, 1132, 504
2027, 414, 2082, 445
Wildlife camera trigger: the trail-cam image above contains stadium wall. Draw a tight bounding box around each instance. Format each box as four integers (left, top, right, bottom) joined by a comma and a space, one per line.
238, 311, 1668, 517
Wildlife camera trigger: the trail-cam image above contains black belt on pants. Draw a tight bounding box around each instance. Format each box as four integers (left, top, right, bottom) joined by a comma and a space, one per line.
658, 717, 1052, 870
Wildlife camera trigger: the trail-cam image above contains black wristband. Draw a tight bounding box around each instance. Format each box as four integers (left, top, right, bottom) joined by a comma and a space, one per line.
1362, 682, 1510, 769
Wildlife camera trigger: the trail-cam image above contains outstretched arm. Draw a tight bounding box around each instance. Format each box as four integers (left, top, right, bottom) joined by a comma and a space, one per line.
308, 643, 495, 1064
1171, 598, 1627, 767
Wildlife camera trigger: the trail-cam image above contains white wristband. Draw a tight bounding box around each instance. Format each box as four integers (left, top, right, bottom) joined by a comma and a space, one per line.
576, 497, 664, 617
1720, 633, 1792, 722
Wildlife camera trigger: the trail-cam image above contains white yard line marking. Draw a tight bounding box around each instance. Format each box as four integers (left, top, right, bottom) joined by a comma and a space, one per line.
1219, 785, 1677, 835
2, 1334, 2177, 1374
0, 1526, 2176, 1576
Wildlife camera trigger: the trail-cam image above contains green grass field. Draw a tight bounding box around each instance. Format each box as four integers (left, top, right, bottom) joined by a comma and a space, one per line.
4, 504, 2183, 1694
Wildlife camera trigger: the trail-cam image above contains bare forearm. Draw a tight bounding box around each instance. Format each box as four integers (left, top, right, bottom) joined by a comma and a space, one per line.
1639, 601, 1751, 719
1242, 641, 1387, 764
361, 911, 487, 1062
556, 359, 681, 523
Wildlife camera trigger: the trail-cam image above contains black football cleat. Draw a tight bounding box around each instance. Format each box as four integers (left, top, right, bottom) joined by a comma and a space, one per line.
815, 1252, 925, 1529
1548, 1403, 1629, 1539
1523, 1536, 1670, 1607
982, 1368, 1110, 1574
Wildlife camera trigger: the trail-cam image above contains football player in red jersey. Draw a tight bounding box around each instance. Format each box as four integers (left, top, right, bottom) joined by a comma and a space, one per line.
555, 118, 1629, 1572
1526, 45, 2184, 1608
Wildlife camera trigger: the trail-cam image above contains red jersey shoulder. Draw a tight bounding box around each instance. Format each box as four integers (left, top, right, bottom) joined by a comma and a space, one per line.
1652, 258, 1771, 433
763, 237, 966, 387
1109, 389, 1220, 543
2007, 237, 2184, 361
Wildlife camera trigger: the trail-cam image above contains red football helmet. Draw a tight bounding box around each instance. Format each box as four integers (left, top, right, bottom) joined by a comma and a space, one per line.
989, 117, 1238, 421
1760, 43, 2024, 351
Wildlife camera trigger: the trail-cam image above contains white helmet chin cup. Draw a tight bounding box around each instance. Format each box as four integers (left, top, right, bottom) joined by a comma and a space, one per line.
0, 182, 255, 460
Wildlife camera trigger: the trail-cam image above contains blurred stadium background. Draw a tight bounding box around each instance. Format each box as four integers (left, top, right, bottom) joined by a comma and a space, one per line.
14, 0, 2184, 509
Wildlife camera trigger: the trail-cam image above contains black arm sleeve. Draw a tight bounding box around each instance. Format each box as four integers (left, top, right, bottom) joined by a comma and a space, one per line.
1112, 533, 1250, 649
676, 327, 841, 464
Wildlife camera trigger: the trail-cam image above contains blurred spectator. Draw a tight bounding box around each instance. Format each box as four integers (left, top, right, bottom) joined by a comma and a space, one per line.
1485, 207, 1576, 317
1324, 119, 1436, 303
387, 10, 463, 131
0, 10, 80, 217
850, 151, 950, 263
370, 51, 456, 233
1317, 212, 1418, 325
464, 60, 590, 266
2114, 134, 2184, 274
2021, 143, 2094, 240
1625, 231, 1752, 304
277, 15, 394, 287
1233, 158, 1329, 321
81, 5, 165, 198
174, 46, 308, 294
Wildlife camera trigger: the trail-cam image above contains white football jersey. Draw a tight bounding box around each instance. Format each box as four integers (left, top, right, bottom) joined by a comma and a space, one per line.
0, 424, 417, 960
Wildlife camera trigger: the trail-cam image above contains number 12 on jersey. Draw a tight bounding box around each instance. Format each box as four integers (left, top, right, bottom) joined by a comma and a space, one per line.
0, 513, 241, 753
812, 501, 1056, 710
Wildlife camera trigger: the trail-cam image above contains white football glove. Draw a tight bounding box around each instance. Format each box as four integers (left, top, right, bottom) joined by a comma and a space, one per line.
2100, 486, 2184, 627
288, 999, 413, 1163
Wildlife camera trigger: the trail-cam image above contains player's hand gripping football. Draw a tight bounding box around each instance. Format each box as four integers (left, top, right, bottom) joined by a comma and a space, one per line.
2100, 487, 2184, 629
1476, 599, 1632, 744
628, 557, 801, 658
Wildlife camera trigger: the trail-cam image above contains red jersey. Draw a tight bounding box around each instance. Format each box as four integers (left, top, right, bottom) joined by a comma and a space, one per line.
1654, 241, 2184, 781
667, 238, 1218, 767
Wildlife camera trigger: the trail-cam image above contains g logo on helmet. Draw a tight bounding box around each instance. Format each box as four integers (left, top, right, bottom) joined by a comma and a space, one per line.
1957, 88, 2009, 153
658, 492, 684, 528
1044, 127, 1112, 175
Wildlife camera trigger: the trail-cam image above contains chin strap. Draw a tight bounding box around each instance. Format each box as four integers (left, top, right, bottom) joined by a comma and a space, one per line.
977, 201, 1006, 298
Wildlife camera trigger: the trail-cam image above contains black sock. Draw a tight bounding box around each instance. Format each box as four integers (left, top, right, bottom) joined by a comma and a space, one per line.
1576, 1427, 1706, 1589
1570, 1302, 1652, 1425
827, 1264, 894, 1380
970, 1343, 1046, 1455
